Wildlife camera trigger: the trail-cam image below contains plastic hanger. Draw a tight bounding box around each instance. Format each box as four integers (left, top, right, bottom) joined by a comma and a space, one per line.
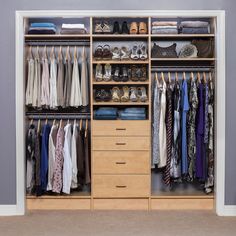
203, 72, 207, 84
50, 46, 55, 60
197, 72, 201, 83
59, 46, 63, 61
28, 46, 33, 60
79, 119, 83, 131
74, 46, 77, 60
66, 46, 70, 61
155, 72, 160, 86
168, 72, 171, 83
37, 119, 41, 133
59, 119, 63, 129
183, 72, 186, 81
161, 72, 165, 83
190, 72, 194, 80
85, 119, 88, 138
44, 45, 47, 59
175, 72, 178, 82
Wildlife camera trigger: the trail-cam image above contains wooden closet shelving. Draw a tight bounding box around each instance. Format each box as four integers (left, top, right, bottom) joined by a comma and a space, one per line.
92, 81, 150, 85
92, 60, 149, 64
151, 34, 215, 38
151, 58, 215, 61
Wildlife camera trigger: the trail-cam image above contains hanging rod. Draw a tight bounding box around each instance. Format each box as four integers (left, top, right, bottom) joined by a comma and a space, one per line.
151, 66, 214, 72
25, 39, 90, 46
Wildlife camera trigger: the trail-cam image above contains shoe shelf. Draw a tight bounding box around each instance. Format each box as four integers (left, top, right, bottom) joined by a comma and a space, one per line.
93, 101, 149, 106
151, 58, 215, 61
92, 60, 149, 64
92, 34, 149, 38
151, 34, 215, 38
92, 81, 149, 85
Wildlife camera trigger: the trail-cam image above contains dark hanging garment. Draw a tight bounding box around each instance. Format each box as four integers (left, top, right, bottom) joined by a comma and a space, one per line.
35, 131, 42, 196
77, 128, 85, 186
84, 129, 91, 185
40, 124, 51, 192
26, 124, 36, 194
196, 82, 206, 180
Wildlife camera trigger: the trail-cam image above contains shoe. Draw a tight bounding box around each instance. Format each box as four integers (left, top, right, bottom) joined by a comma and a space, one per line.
94, 22, 103, 34
103, 89, 112, 101
121, 86, 129, 102
94, 89, 104, 101
103, 44, 112, 60
130, 65, 139, 81
121, 21, 129, 34
130, 22, 138, 34
138, 87, 148, 102
113, 21, 120, 34
120, 66, 129, 82
112, 87, 121, 102
139, 66, 147, 81
120, 46, 130, 60
139, 22, 148, 34
112, 66, 121, 82
103, 64, 112, 81
130, 44, 140, 60
102, 21, 112, 34
95, 64, 103, 81
94, 89, 111, 102
94, 45, 103, 60
139, 43, 148, 60
112, 47, 121, 60
130, 87, 138, 102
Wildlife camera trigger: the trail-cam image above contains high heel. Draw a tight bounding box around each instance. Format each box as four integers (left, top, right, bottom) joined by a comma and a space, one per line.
121, 86, 129, 102
130, 44, 139, 60
95, 64, 103, 81
103, 63, 112, 81
138, 87, 148, 102
130, 87, 138, 102
112, 87, 121, 102
121, 66, 129, 82
112, 66, 121, 82
139, 43, 148, 60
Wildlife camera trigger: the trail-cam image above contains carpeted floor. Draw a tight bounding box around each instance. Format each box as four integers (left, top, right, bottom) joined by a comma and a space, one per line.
0, 210, 236, 236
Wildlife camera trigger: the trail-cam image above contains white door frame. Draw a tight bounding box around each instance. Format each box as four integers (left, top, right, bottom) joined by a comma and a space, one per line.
8, 10, 227, 216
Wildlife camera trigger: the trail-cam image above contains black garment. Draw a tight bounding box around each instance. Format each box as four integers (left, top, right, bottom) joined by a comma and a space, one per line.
35, 131, 42, 196
84, 130, 91, 185
77, 128, 85, 186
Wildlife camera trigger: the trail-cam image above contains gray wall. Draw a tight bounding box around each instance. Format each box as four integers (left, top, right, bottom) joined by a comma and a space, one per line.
0, 0, 235, 205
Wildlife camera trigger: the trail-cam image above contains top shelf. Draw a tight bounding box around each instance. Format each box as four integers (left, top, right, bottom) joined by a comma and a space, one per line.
24, 34, 91, 39
151, 34, 215, 38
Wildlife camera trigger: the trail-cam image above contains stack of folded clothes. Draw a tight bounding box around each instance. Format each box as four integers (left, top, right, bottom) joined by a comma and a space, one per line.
152, 21, 178, 34
180, 21, 210, 34
28, 22, 57, 34
94, 107, 118, 120
119, 107, 146, 120
60, 24, 87, 34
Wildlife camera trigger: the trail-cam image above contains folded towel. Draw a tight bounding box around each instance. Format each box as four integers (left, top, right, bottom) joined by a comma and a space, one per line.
122, 107, 146, 114
94, 115, 117, 120
181, 27, 209, 34
28, 28, 56, 34
152, 26, 178, 29
152, 21, 177, 26
62, 23, 86, 29
30, 22, 56, 28
60, 29, 87, 34
152, 29, 178, 34
180, 21, 209, 28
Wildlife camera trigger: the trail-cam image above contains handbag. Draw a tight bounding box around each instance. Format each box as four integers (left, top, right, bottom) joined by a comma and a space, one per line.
179, 44, 198, 58
151, 43, 177, 58
192, 39, 214, 58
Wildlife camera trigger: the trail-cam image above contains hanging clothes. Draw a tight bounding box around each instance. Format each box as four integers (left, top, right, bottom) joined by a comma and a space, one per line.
170, 80, 181, 179
152, 77, 162, 167
163, 82, 173, 185
41, 55, 50, 107
77, 126, 85, 186
25, 57, 35, 106
181, 79, 190, 175
47, 124, 58, 191
187, 76, 198, 180
32, 55, 41, 108
158, 81, 167, 168
84, 128, 91, 184
196, 81, 205, 179
70, 57, 82, 107
40, 123, 51, 192
63, 123, 73, 194
71, 120, 78, 189
35, 129, 42, 196
26, 124, 36, 194
64, 55, 72, 107
52, 126, 65, 193
81, 47, 89, 107
57, 56, 65, 107
49, 56, 58, 109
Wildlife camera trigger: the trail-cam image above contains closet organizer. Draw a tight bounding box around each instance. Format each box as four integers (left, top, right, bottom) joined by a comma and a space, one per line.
24, 15, 216, 210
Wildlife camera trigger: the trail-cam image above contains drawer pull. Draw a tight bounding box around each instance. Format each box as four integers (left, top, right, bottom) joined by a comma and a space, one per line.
116, 185, 127, 188
115, 161, 126, 165
116, 128, 126, 131
115, 142, 126, 145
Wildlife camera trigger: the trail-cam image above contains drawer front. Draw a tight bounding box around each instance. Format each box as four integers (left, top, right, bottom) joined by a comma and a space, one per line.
93, 175, 150, 198
93, 151, 149, 174
93, 120, 150, 136
93, 137, 150, 151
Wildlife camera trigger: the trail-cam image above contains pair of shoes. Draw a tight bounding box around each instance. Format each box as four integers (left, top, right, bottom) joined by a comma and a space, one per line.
113, 21, 129, 34
94, 21, 112, 34
130, 87, 148, 102
112, 66, 131, 82
130, 22, 148, 34
94, 89, 112, 102
131, 43, 148, 60
95, 64, 112, 82
111, 86, 130, 102
130, 65, 147, 81
112, 46, 130, 60
94, 45, 112, 60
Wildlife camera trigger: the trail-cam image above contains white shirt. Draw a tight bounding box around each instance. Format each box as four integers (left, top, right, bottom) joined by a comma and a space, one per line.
71, 121, 78, 189
49, 57, 58, 109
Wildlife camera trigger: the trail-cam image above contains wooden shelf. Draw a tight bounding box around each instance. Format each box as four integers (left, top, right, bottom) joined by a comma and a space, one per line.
92, 60, 149, 64
92, 34, 149, 38
151, 34, 215, 38
151, 58, 215, 61
93, 81, 150, 85
151, 192, 214, 199
93, 101, 149, 105
27, 191, 91, 199
24, 34, 91, 39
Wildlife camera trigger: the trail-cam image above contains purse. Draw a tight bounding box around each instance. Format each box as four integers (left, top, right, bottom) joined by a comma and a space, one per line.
151, 43, 178, 58
192, 39, 214, 58
179, 44, 198, 58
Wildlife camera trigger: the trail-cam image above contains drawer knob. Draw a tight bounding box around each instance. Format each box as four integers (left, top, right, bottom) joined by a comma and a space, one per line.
115, 161, 126, 165
116, 185, 127, 188
115, 142, 126, 145
116, 128, 126, 131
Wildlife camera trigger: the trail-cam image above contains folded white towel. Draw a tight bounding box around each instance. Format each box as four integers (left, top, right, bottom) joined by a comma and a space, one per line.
61, 23, 85, 29
152, 26, 178, 29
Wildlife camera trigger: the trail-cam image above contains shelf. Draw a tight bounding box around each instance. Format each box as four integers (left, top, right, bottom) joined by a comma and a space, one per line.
151, 34, 215, 38
92, 81, 150, 85
24, 34, 91, 39
92, 34, 149, 38
151, 191, 214, 199
92, 60, 149, 64
151, 58, 215, 61
93, 102, 149, 106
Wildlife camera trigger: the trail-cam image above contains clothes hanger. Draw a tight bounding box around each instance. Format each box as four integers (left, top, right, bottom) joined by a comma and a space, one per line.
50, 46, 55, 60
44, 45, 47, 59
74, 46, 77, 60
65, 46, 70, 61
155, 72, 160, 86
37, 119, 41, 133
67, 119, 70, 125
197, 72, 201, 83
85, 119, 88, 138
53, 119, 56, 126
183, 72, 186, 81
59, 119, 63, 129
36, 46, 40, 59
80, 119, 83, 131
190, 72, 194, 80
30, 119, 33, 125
161, 72, 165, 83
28, 46, 33, 60
175, 72, 178, 82
203, 72, 207, 84
59, 46, 63, 61
209, 72, 212, 82
168, 72, 171, 83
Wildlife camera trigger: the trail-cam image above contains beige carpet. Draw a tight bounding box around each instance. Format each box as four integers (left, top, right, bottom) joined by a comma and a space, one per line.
0, 210, 236, 236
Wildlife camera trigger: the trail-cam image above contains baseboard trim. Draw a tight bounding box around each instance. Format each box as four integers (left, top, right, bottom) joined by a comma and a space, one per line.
0, 205, 24, 216
217, 205, 236, 216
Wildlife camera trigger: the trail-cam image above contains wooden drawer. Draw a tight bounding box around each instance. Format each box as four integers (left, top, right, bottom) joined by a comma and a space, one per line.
93, 137, 150, 151
93, 120, 150, 136
93, 175, 150, 198
93, 151, 149, 174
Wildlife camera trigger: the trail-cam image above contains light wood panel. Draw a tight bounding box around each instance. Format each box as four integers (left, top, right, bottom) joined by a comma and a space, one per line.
93, 136, 150, 150
93, 101, 149, 106
24, 34, 91, 38
151, 58, 215, 61
92, 34, 149, 38
93, 175, 150, 198
93, 198, 149, 210
93, 120, 150, 136
92, 81, 150, 85
93, 151, 149, 174
92, 60, 149, 64
151, 34, 215, 38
